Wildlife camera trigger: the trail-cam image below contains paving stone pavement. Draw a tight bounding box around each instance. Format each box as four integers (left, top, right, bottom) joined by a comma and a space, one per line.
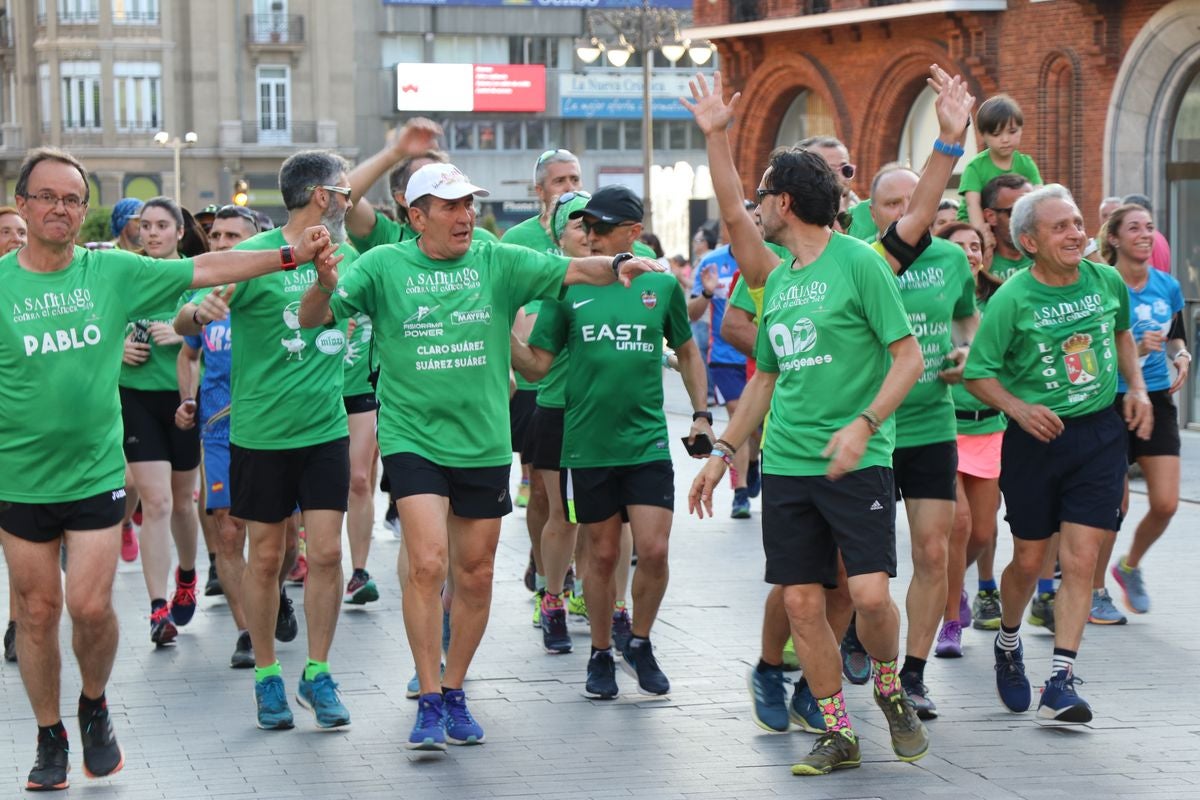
2, 377, 1198, 799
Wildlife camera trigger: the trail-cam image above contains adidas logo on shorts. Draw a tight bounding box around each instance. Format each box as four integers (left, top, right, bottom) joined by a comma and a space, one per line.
869, 500, 884, 511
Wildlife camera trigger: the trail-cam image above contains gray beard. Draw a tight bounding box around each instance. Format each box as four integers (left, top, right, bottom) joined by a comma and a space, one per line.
321, 207, 347, 245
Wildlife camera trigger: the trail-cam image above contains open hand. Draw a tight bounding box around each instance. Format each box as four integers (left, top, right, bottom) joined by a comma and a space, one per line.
680, 71, 741, 136
616, 256, 666, 288
197, 284, 236, 325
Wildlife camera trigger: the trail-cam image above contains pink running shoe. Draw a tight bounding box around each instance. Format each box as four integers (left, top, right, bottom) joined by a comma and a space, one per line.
120, 523, 139, 563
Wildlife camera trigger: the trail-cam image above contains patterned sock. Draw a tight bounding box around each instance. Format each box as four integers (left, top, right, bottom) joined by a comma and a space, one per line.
254, 661, 283, 683
1037, 578, 1055, 595
872, 657, 901, 698
997, 623, 1021, 652
978, 578, 998, 592
303, 659, 330, 681
815, 690, 856, 742
1051, 648, 1077, 677
542, 592, 564, 611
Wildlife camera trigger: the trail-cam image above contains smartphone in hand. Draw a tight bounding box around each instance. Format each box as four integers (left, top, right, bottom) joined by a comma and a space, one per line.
681, 433, 713, 457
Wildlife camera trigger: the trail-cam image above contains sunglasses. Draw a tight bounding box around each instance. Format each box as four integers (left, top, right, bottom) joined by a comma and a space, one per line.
582, 219, 636, 237
755, 188, 784, 203
537, 148, 573, 166
836, 163, 856, 180
215, 204, 260, 228
306, 184, 353, 200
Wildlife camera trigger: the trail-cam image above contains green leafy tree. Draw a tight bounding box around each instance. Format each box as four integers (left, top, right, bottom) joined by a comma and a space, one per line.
78, 205, 112, 245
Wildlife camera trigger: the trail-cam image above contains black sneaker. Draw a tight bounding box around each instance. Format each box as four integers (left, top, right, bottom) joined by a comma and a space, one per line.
620, 638, 670, 696
584, 649, 618, 699
5, 619, 16, 663
79, 703, 124, 779
231, 631, 254, 669
205, 563, 223, 597
899, 671, 938, 720
523, 549, 537, 593
275, 589, 298, 643
26, 730, 69, 791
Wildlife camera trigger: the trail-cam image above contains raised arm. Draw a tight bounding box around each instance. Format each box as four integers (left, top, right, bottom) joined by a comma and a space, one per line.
346, 117, 443, 237
190, 226, 337, 289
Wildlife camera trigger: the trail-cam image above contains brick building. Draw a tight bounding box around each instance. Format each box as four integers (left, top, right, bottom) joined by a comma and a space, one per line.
688, 0, 1200, 425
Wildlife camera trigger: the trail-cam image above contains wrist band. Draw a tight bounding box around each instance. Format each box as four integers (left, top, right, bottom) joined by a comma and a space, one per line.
710, 447, 732, 466
860, 409, 881, 434
932, 139, 965, 158
714, 438, 738, 456
316, 281, 336, 295
279, 244, 298, 271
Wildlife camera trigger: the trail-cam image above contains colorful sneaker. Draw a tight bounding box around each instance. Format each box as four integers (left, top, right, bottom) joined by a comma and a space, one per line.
839, 625, 870, 685
26, 730, 70, 791
540, 593, 572, 654
297, 671, 351, 729
1037, 670, 1092, 723
231, 632, 254, 669
746, 666, 789, 733
531, 589, 544, 628
746, 458, 762, 499
1089, 588, 1127, 625
789, 680, 826, 734
343, 570, 380, 605
120, 522, 138, 563
873, 685, 930, 762
620, 638, 670, 696
1111, 559, 1150, 614
150, 605, 177, 647
781, 636, 800, 671
993, 637, 1031, 713
958, 589, 972, 627
899, 671, 938, 719
443, 689, 485, 745
408, 693, 447, 750
79, 701, 124, 778
584, 649, 618, 699
730, 488, 751, 519
934, 620, 963, 658
286, 554, 308, 585
169, 568, 198, 627
566, 591, 589, 624
611, 606, 633, 653
515, 478, 530, 509
254, 675, 294, 730
1027, 591, 1056, 632
972, 589, 1002, 630
523, 549, 537, 592
204, 562, 223, 597
790, 731, 860, 776
4, 620, 15, 663
275, 589, 298, 643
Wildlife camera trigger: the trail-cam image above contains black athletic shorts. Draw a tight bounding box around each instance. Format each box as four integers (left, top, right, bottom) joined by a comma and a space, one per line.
529, 406, 565, 472
119, 387, 201, 470
561, 461, 675, 525
510, 389, 537, 462
383, 452, 512, 519
761, 467, 897, 587
0, 487, 127, 543
230, 437, 350, 523
1115, 390, 1180, 462
892, 440, 958, 501
343, 392, 380, 415
999, 408, 1126, 540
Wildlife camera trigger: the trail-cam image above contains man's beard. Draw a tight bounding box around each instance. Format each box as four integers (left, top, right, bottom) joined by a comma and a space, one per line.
321, 205, 347, 245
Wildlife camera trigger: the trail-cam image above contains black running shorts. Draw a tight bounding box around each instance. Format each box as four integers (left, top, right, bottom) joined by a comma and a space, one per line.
561, 461, 675, 524
0, 487, 127, 543
119, 387, 201, 470
383, 452, 512, 519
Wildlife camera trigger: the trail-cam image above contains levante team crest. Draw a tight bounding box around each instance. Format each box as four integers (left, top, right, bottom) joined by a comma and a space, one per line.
1062, 332, 1098, 385
641, 290, 657, 309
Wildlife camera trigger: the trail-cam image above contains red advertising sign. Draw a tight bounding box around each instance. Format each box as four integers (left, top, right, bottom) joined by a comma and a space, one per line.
473, 64, 546, 112
395, 64, 546, 113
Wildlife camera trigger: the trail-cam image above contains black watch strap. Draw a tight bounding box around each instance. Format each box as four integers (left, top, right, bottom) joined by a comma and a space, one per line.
692, 411, 713, 424
611, 251, 634, 277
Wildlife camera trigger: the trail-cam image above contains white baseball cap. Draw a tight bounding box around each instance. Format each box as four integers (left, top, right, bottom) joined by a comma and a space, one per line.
405, 163, 490, 205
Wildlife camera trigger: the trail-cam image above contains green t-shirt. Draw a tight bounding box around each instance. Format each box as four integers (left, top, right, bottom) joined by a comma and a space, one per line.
119, 263, 190, 392
963, 260, 1129, 418
348, 210, 497, 255
952, 295, 1006, 435
222, 229, 356, 449
847, 200, 878, 242
501, 215, 562, 390
329, 239, 569, 467
530, 272, 691, 468
893, 237, 977, 448
729, 276, 757, 321
755, 234, 913, 476
632, 240, 657, 259
988, 251, 1032, 281
956, 149, 1043, 220
0, 248, 194, 502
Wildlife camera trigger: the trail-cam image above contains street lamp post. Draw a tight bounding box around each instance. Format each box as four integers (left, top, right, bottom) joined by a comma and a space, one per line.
154, 130, 198, 207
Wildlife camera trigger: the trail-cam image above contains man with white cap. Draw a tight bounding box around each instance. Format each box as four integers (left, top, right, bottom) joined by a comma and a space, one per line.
299, 162, 665, 751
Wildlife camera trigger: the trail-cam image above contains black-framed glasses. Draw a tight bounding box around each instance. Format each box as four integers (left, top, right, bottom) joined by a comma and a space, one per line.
582, 219, 635, 237
306, 184, 353, 200
23, 190, 86, 210
756, 188, 783, 203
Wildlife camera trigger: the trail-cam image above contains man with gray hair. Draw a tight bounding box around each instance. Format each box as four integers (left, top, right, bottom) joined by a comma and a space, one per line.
964, 183, 1153, 724
194, 149, 360, 732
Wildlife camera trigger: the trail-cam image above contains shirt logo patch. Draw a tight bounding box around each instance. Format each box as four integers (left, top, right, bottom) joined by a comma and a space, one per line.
1062, 333, 1098, 386
282, 302, 306, 361
315, 329, 346, 356
572, 299, 595, 310
641, 290, 657, 309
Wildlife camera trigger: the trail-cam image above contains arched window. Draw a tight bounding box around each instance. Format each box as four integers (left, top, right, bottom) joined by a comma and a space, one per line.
1040, 54, 1078, 193
774, 89, 835, 149
897, 86, 978, 182
1167, 69, 1200, 422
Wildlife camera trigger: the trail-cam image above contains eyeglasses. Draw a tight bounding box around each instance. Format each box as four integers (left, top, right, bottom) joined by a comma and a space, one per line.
306, 184, 353, 200
582, 219, 635, 237
23, 190, 86, 210
537, 148, 574, 166
755, 188, 784, 203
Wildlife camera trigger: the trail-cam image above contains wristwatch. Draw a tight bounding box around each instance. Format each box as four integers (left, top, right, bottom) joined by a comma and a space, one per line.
279, 245, 298, 271
692, 411, 714, 424
611, 251, 634, 277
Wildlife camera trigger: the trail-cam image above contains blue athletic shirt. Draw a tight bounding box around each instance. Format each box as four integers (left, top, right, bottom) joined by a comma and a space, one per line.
1120, 268, 1184, 393
184, 315, 232, 442
691, 244, 746, 366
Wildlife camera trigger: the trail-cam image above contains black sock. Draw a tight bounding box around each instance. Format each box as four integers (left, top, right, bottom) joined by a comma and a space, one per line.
900, 656, 926, 681
591, 645, 612, 658
208, 552, 216, 562
756, 658, 782, 674
353, 568, 368, 579
78, 692, 106, 714
629, 636, 649, 649
150, 598, 167, 613
38, 721, 67, 744
440, 685, 461, 695
178, 568, 196, 583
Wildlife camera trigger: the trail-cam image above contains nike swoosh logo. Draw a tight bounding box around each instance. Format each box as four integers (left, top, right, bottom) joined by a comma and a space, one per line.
572, 299, 594, 309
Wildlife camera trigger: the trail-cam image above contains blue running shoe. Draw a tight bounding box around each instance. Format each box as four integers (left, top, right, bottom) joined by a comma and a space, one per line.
746, 458, 762, 499
297, 671, 351, 729
408, 693, 447, 751
789, 680, 826, 734
620, 638, 670, 696
730, 488, 751, 519
584, 649, 619, 699
406, 663, 445, 700
443, 689, 485, 745
255, 675, 294, 730
840, 624, 871, 686
1037, 670, 1092, 723
611, 606, 633, 653
1111, 559, 1150, 614
746, 666, 789, 733
993, 637, 1031, 713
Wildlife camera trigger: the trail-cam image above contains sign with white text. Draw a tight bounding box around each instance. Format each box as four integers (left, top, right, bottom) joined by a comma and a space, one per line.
396, 63, 546, 112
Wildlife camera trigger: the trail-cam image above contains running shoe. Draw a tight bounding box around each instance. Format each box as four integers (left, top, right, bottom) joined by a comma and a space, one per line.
523, 549, 537, 592
286, 554, 308, 585
620, 638, 670, 696
1111, 559, 1150, 614
730, 488, 751, 519
839, 624, 870, 685
120, 522, 138, 563
79, 701, 124, 778
531, 589, 544, 628
993, 637, 1031, 713
443, 689, 485, 745
406, 664, 445, 700
540, 593, 572, 654
566, 591, 589, 624
254, 675, 294, 730
873, 685, 930, 762
958, 589, 972, 627
132, 506, 142, 527
297, 671, 351, 729
611, 606, 633, 653
972, 589, 1002, 630
384, 505, 401, 540
515, 477, 530, 508
1037, 670, 1092, 723
169, 568, 198, 627
4, 620, 15, 663
150, 605, 177, 647
408, 693, 447, 751
584, 649, 619, 699
789, 680, 826, 734
899, 671, 938, 719
231, 632, 254, 669
26, 730, 70, 791
275, 589, 298, 643
934, 620, 963, 658
204, 563, 223, 597
790, 731, 860, 776
1089, 588, 1127, 625
746, 458, 762, 499
746, 665, 789, 733
343, 570, 380, 605
781, 636, 800, 671
1027, 591, 1056, 632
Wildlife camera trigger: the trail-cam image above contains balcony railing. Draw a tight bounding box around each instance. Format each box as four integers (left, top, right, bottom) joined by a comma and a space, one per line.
245, 14, 305, 45
242, 119, 317, 145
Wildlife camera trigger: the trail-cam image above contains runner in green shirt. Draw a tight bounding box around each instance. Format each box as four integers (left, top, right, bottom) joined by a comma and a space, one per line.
299, 162, 665, 751
980, 173, 1034, 279
0, 147, 339, 792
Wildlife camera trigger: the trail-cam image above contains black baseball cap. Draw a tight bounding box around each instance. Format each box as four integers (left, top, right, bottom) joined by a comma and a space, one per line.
569, 185, 643, 224
196, 204, 220, 218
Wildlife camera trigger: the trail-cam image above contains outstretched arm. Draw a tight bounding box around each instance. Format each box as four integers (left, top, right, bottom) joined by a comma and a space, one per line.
346, 117, 442, 237
191, 226, 338, 289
